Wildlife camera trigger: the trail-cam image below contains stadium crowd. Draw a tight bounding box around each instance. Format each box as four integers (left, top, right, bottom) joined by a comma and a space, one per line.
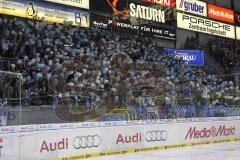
0, 15, 240, 112
207, 38, 240, 72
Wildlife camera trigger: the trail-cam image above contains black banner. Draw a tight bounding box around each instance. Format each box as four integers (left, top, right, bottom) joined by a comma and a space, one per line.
91, 14, 176, 40
91, 0, 176, 25
111, 19, 140, 35
91, 13, 112, 30
139, 25, 176, 40
91, 0, 127, 13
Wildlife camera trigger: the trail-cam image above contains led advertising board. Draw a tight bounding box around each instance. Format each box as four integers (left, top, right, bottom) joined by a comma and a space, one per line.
177, 12, 235, 39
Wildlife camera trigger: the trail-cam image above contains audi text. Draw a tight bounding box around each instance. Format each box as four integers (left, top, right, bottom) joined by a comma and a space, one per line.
40, 138, 68, 152
116, 133, 142, 144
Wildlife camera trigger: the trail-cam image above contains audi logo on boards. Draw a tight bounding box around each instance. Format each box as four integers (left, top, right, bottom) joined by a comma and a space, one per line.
73, 135, 101, 149
145, 130, 167, 142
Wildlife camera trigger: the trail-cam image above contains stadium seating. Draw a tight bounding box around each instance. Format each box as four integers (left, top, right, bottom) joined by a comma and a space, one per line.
0, 15, 240, 121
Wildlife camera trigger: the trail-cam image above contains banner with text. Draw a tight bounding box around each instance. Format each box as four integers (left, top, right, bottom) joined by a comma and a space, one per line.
164, 48, 204, 66
92, 0, 176, 25
176, 0, 207, 17
43, 0, 89, 9
91, 13, 112, 30
177, 12, 235, 39
181, 121, 238, 143
0, 119, 240, 159
92, 14, 176, 40
0, 0, 90, 27
143, 0, 175, 8
207, 4, 234, 24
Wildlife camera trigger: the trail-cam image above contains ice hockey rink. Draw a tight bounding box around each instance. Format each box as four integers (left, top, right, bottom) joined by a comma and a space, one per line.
87, 142, 240, 160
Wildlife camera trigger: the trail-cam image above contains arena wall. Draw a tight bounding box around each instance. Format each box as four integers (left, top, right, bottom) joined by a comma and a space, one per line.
0, 117, 240, 160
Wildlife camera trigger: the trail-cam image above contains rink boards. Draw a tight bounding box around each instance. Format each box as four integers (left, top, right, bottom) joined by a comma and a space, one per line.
0, 117, 240, 160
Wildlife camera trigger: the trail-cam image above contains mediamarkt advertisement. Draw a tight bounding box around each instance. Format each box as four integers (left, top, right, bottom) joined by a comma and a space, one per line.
207, 4, 234, 24
43, 0, 89, 9
177, 12, 235, 39
185, 125, 236, 140
0, 0, 90, 27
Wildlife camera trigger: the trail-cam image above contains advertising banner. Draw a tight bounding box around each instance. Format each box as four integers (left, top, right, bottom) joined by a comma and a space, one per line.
143, 0, 176, 8
177, 12, 235, 39
164, 48, 204, 66
143, 123, 180, 147
92, 0, 126, 13
91, 13, 112, 30
236, 27, 240, 40
111, 19, 140, 35
19, 128, 102, 159
180, 120, 239, 143
207, 4, 234, 24
176, 0, 207, 17
93, 0, 175, 13
93, 0, 171, 24
0, 119, 240, 159
43, 0, 89, 9
139, 25, 176, 40
112, 20, 176, 40
91, 14, 176, 40
127, 2, 166, 23
0, 0, 90, 28
0, 134, 20, 160
102, 125, 145, 151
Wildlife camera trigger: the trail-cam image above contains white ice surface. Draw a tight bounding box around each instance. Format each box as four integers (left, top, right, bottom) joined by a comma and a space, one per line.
87, 142, 240, 160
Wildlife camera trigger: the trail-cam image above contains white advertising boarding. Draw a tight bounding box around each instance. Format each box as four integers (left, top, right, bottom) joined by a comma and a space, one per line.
237, 27, 240, 40
177, 12, 235, 39
176, 0, 207, 17
0, 118, 240, 160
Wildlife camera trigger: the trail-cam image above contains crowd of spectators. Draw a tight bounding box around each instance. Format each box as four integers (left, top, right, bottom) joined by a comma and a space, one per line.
207, 38, 240, 73
183, 36, 199, 50
0, 15, 240, 111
